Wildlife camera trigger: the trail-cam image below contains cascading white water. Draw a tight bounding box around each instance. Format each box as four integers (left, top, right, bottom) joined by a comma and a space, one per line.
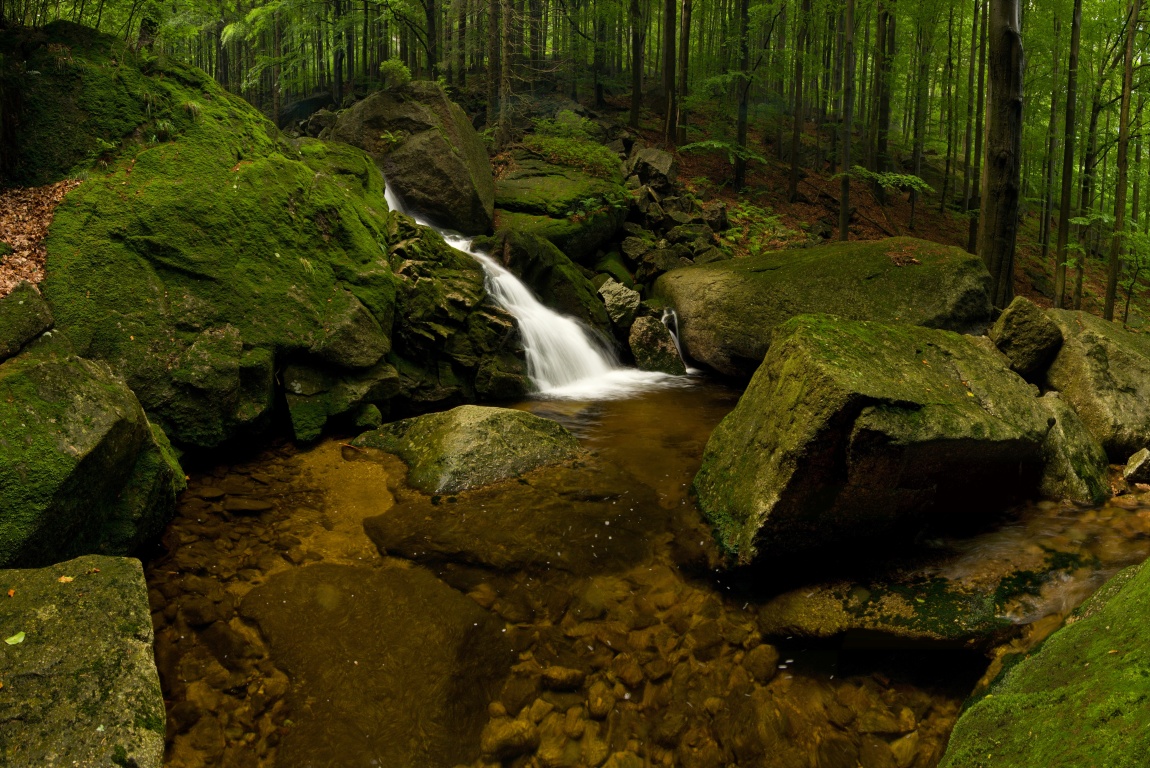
384, 185, 682, 399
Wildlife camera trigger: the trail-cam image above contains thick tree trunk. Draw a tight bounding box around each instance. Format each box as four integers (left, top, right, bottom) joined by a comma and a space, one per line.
840, 0, 854, 240
1053, 0, 1082, 308
977, 0, 1024, 309
1105, 0, 1140, 321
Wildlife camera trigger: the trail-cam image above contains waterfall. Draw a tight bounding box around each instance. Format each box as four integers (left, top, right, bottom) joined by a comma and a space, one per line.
660, 308, 697, 374
384, 185, 680, 399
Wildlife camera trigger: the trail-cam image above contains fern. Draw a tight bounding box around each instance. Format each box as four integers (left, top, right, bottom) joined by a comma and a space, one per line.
680, 140, 768, 167
848, 165, 934, 195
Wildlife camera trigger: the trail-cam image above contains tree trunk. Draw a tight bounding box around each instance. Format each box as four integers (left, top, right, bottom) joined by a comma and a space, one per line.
733, 0, 750, 189
487, 0, 499, 128
630, 0, 643, 128
909, 24, 931, 230
961, 0, 980, 207
840, 0, 854, 240
662, 0, 677, 140
788, 0, 812, 202
1040, 18, 1062, 261
675, 0, 691, 142
1053, 0, 1082, 308
966, 0, 987, 254
978, 0, 1024, 309
1105, 0, 1140, 321
497, 0, 512, 147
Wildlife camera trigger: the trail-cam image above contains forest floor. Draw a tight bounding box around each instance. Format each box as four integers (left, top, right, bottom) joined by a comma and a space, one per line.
0, 180, 82, 297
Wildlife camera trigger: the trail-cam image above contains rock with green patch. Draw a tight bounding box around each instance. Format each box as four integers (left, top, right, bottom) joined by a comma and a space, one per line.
0, 340, 183, 568
939, 560, 1150, 768
988, 296, 1063, 379
240, 563, 511, 766
352, 405, 580, 493
1124, 448, 1150, 484
0, 282, 53, 363
475, 229, 611, 335
598, 278, 641, 330
1037, 393, 1110, 505
0, 555, 165, 767
322, 82, 495, 235
495, 150, 627, 263
694, 315, 1052, 563
629, 316, 686, 375
283, 361, 400, 442
653, 237, 994, 377
1044, 309, 1150, 461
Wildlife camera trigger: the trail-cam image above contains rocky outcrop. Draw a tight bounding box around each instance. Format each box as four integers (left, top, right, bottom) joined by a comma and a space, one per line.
0, 555, 165, 767
0, 282, 52, 362
626, 147, 678, 192
1045, 309, 1150, 461
240, 563, 511, 766
495, 150, 627, 263
629, 316, 686, 375
1037, 393, 1110, 505
352, 405, 580, 493
654, 238, 994, 377
940, 560, 1150, 768
988, 296, 1063, 379
598, 278, 641, 330
693, 316, 1054, 563
322, 82, 495, 235
1125, 448, 1150, 484
0, 337, 183, 568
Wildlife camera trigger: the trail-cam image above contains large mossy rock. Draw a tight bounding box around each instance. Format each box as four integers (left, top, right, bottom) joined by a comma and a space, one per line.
694, 315, 1052, 563
475, 229, 611, 335
352, 405, 580, 493
0, 555, 165, 767
940, 561, 1150, 767
322, 82, 495, 235
0, 340, 183, 568
1045, 309, 1150, 461
988, 296, 1063, 379
1036, 393, 1110, 505
629, 315, 686, 375
495, 149, 627, 263
0, 281, 53, 363
240, 563, 512, 767
30, 24, 523, 447
653, 238, 994, 377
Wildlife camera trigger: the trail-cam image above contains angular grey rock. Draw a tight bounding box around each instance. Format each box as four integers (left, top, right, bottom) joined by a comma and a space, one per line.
1124, 448, 1150, 484
1038, 393, 1111, 505
988, 296, 1063, 378
629, 316, 687, 375
598, 278, 641, 330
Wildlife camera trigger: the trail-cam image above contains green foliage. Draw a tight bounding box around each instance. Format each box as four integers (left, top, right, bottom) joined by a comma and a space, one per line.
532, 110, 598, 141
521, 135, 621, 180
680, 139, 768, 167
848, 165, 934, 195
377, 63, 410, 91
722, 202, 794, 256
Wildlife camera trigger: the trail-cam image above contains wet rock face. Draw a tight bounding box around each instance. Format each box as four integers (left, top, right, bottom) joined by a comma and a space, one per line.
1126, 448, 1150, 484
598, 278, 641, 331
988, 295, 1063, 379
0, 282, 52, 363
0, 340, 183, 567
240, 563, 512, 767
323, 82, 496, 235
654, 237, 994, 377
1037, 392, 1110, 505
694, 315, 1053, 564
352, 405, 581, 494
0, 555, 165, 768
1045, 309, 1150, 461
629, 316, 687, 375
941, 560, 1150, 768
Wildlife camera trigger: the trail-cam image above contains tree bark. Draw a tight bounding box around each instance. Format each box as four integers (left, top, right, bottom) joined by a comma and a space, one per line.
1053, 0, 1082, 308
840, 0, 854, 240
788, 0, 811, 202
497, 0, 512, 147
675, 0, 691, 142
1040, 18, 1062, 262
662, 0, 676, 140
1105, 0, 1140, 321
630, 0, 643, 128
733, 0, 750, 189
966, 0, 987, 254
978, 0, 1024, 310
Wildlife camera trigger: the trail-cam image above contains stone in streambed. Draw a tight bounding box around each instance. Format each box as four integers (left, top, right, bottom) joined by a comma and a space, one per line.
653, 237, 993, 377
241, 563, 511, 767
1045, 309, 1150, 461
0, 555, 165, 768
352, 405, 580, 493
598, 278, 641, 330
988, 296, 1063, 379
1124, 448, 1150, 485
629, 316, 686, 375
694, 315, 1052, 563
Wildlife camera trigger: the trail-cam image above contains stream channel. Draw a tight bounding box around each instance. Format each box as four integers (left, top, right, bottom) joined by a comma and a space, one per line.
145, 195, 1150, 768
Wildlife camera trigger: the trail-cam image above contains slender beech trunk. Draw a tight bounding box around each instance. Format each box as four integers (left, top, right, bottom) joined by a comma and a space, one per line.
840, 0, 855, 240
486, 0, 499, 128
941, 6, 956, 213
1105, 0, 1140, 321
910, 24, 931, 230
662, 0, 676, 140
961, 0, 980, 206
1040, 19, 1062, 262
966, 0, 987, 254
675, 0, 691, 142
733, 0, 750, 189
630, 0, 643, 128
789, 0, 812, 201
978, 0, 1024, 309
497, 0, 512, 147
1054, 0, 1082, 308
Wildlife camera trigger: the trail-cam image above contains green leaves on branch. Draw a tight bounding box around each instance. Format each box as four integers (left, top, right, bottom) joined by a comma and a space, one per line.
847, 165, 934, 195
679, 140, 768, 168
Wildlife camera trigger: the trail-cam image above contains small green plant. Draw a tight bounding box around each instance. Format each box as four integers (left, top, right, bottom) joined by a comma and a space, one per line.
848, 165, 934, 196
378, 130, 407, 152
182, 100, 203, 121
680, 139, 769, 168
379, 59, 412, 90
86, 137, 118, 167
722, 202, 794, 256
153, 118, 175, 141
522, 135, 620, 179
533, 110, 597, 141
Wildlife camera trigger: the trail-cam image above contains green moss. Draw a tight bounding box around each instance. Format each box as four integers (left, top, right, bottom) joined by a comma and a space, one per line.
0, 281, 53, 362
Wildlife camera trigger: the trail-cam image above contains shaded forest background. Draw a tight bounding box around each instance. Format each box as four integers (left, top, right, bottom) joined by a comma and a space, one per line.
3, 0, 1148, 324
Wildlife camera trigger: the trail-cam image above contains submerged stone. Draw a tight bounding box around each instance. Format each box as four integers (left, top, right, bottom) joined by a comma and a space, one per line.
0, 555, 165, 767
240, 563, 511, 767
694, 315, 1051, 563
653, 237, 993, 377
351, 405, 580, 493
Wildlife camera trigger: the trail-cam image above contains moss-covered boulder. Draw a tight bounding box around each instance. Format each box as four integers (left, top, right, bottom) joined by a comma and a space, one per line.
352, 405, 580, 493
495, 150, 627, 263
240, 563, 511, 766
322, 82, 495, 235
629, 316, 686, 375
27, 24, 523, 447
1045, 309, 1150, 461
0, 281, 52, 363
694, 316, 1053, 563
940, 560, 1150, 767
653, 238, 994, 377
476, 228, 611, 335
988, 296, 1063, 379
0, 555, 165, 767
0, 339, 183, 568
1037, 393, 1110, 505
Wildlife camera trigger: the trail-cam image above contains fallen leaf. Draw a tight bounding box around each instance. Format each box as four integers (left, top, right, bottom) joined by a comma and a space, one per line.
58, 575, 73, 583
5, 589, 12, 598
4, 632, 25, 645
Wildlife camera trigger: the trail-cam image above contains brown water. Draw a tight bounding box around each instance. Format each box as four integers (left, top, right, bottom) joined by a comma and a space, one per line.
146, 378, 1150, 768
